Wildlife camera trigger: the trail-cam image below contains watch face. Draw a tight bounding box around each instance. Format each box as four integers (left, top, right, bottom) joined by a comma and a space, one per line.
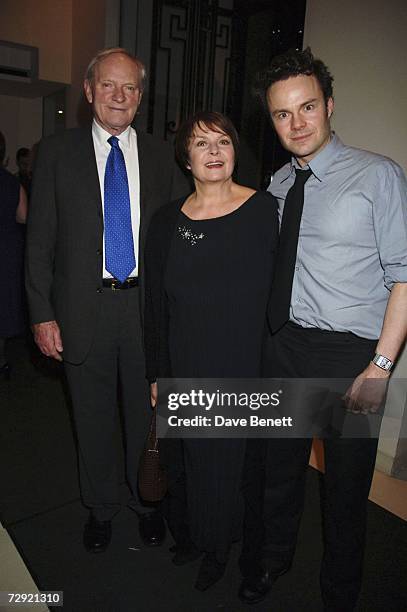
374, 355, 392, 370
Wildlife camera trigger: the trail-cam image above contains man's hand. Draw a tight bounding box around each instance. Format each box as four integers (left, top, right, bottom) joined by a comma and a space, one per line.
150, 382, 158, 408
32, 321, 63, 361
343, 362, 390, 414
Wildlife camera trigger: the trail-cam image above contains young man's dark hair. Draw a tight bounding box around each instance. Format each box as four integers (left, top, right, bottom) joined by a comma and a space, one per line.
254, 46, 334, 109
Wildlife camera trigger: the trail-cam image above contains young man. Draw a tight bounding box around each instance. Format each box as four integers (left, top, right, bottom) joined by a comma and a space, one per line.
239, 47, 407, 610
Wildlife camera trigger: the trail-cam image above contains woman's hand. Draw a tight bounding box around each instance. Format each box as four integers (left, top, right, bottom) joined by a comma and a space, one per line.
150, 382, 158, 408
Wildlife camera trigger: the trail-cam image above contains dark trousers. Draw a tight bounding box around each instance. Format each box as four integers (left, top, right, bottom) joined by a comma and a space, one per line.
64, 287, 151, 521
241, 322, 378, 611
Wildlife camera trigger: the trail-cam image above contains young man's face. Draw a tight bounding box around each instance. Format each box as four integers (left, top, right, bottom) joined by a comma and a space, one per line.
266, 74, 334, 166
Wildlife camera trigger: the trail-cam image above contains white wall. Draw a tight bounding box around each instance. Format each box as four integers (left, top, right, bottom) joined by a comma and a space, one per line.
65, 0, 107, 128
0, 0, 72, 84
304, 0, 407, 172
304, 0, 407, 474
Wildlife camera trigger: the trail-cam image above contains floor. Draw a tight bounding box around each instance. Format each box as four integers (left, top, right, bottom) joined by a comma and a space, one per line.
1, 337, 406, 611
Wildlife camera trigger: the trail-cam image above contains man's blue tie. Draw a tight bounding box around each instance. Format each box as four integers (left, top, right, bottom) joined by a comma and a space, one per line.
104, 135, 136, 283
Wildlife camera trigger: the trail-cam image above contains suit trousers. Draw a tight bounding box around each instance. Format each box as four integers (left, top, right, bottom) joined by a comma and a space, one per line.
241, 322, 379, 612
64, 286, 151, 521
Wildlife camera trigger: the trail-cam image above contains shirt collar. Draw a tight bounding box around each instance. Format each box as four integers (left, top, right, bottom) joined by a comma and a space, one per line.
92, 119, 132, 150
279, 132, 345, 183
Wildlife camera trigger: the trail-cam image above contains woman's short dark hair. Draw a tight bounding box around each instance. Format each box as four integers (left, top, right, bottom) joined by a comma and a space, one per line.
254, 47, 334, 109
175, 111, 239, 169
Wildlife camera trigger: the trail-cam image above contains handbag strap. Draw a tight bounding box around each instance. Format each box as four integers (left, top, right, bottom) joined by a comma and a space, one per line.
149, 407, 159, 451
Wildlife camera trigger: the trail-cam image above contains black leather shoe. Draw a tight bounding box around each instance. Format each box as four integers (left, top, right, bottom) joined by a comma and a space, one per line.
138, 512, 166, 546
195, 553, 226, 591
172, 543, 202, 566
83, 515, 111, 553
238, 570, 276, 605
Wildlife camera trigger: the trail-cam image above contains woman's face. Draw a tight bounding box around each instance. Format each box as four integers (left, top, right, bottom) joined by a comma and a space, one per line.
187, 124, 235, 183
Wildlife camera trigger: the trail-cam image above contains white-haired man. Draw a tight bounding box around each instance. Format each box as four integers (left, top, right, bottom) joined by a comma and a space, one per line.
26, 48, 188, 552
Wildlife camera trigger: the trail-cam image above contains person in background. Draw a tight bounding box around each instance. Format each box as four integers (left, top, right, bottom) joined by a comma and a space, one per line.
0, 131, 28, 379
144, 111, 279, 591
15, 147, 32, 198
238, 47, 407, 610
25, 48, 188, 554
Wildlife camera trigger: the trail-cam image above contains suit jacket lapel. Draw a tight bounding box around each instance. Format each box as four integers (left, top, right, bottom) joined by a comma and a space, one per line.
137, 131, 153, 217
73, 127, 103, 220
137, 131, 155, 254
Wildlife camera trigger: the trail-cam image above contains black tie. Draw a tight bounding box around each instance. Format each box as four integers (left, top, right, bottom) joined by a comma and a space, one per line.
269, 168, 312, 333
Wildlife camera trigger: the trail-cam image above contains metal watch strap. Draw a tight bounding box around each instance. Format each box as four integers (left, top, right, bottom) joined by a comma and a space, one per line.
372, 353, 393, 371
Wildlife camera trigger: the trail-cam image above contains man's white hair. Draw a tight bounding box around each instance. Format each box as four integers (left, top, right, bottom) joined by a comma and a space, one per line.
84, 47, 146, 90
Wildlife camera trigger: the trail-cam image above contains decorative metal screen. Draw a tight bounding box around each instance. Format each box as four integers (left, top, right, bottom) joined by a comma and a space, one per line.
147, 0, 232, 140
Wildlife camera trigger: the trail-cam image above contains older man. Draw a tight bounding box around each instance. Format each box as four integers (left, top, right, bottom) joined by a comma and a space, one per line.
26, 48, 187, 552
239, 48, 407, 610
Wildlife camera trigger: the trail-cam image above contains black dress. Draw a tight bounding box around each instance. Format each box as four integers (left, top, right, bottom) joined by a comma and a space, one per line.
163, 191, 278, 560
0, 168, 25, 338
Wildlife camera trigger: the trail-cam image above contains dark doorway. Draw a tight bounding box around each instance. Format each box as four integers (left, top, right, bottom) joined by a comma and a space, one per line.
228, 0, 306, 187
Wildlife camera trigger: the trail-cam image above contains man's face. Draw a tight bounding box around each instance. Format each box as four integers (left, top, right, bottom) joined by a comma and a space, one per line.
84, 53, 143, 135
266, 74, 334, 166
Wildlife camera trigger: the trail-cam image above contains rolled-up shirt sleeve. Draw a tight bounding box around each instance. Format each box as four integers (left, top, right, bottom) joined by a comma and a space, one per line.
372, 160, 407, 290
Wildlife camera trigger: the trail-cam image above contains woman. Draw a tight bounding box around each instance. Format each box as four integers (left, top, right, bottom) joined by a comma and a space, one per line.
144, 111, 278, 590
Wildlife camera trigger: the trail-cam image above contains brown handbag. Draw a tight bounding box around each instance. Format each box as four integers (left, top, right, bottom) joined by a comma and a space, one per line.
138, 407, 168, 502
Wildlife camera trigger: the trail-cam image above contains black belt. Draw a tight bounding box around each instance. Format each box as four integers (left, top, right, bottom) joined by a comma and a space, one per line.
102, 277, 139, 290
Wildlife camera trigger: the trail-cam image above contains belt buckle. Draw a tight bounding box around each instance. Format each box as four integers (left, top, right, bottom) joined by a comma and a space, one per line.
111, 280, 118, 291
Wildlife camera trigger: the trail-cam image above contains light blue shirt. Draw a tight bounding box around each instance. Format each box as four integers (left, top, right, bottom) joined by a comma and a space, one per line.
268, 133, 407, 339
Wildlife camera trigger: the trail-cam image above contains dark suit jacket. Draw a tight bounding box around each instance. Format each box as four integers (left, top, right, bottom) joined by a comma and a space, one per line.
25, 126, 189, 364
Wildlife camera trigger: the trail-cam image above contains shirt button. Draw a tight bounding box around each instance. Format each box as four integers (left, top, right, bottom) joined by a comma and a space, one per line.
96, 249, 101, 255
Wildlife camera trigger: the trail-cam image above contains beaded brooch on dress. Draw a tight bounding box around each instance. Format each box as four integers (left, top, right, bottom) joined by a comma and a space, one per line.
178, 225, 205, 246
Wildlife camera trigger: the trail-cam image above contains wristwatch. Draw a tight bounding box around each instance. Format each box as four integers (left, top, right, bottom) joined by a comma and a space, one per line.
372, 353, 393, 372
